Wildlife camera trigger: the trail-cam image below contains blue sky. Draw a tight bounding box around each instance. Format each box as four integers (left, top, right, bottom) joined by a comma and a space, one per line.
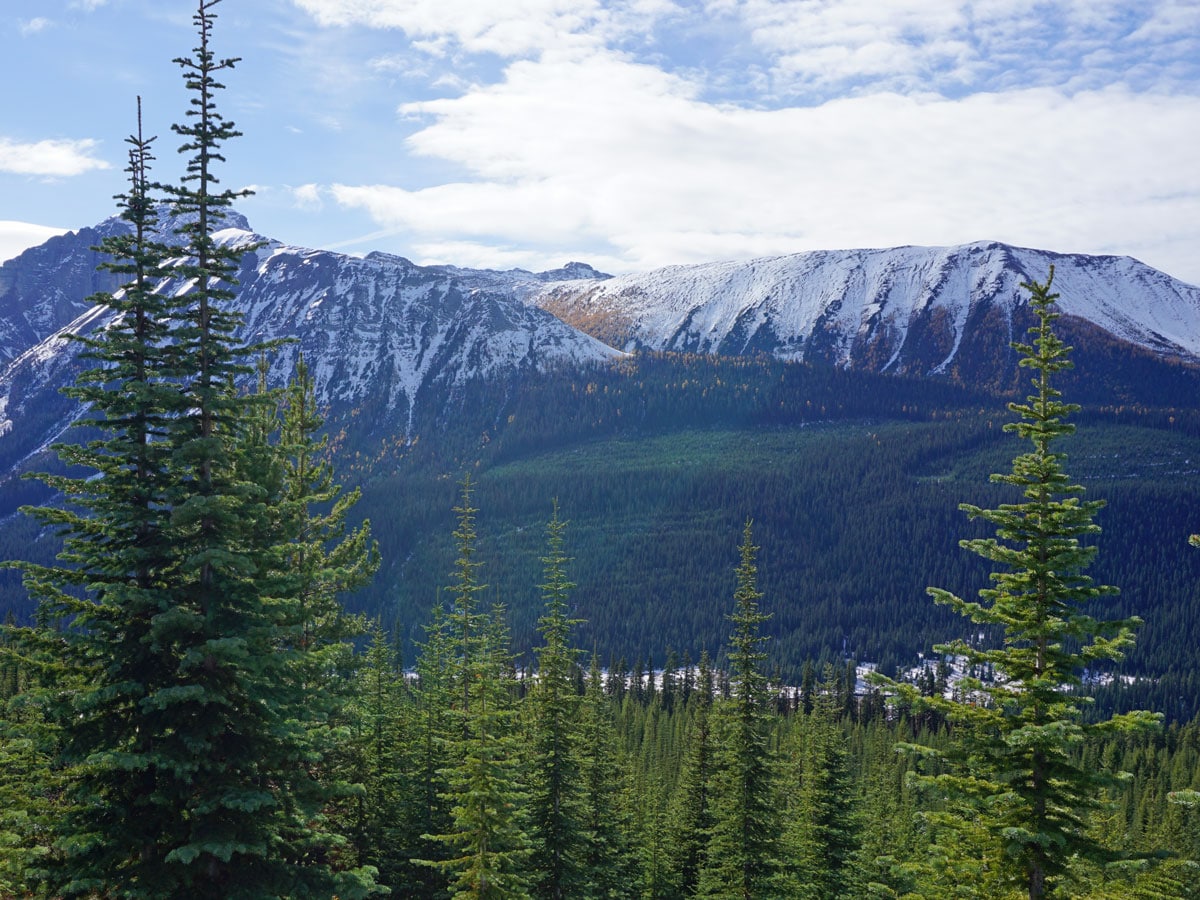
3, 0, 1199, 284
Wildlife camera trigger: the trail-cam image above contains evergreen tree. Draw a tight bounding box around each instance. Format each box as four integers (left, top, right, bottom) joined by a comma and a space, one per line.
420, 482, 533, 898
638, 769, 676, 900
426, 605, 532, 899
661, 650, 680, 713
3, 94, 206, 897
0, 657, 62, 897
696, 521, 782, 899
902, 269, 1159, 900
406, 600, 457, 897
578, 655, 638, 900
665, 651, 716, 897
527, 502, 588, 899
446, 475, 489, 733
852, 721, 923, 898
6, 3, 379, 894
781, 666, 861, 900
0, 98, 178, 897
240, 356, 381, 890
345, 622, 408, 890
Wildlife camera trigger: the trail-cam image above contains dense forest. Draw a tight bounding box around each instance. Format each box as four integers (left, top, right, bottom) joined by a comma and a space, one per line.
2, 2, 1200, 897
8, 353, 1200, 717
343, 392, 1200, 719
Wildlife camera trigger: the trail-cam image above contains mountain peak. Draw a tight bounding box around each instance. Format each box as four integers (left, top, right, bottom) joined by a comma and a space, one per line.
538, 261, 611, 282
365, 250, 418, 268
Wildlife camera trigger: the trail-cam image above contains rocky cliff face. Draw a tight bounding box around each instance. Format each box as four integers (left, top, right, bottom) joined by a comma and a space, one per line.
0, 221, 129, 360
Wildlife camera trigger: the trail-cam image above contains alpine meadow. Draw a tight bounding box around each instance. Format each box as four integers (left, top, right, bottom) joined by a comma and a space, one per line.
3, 2, 1200, 899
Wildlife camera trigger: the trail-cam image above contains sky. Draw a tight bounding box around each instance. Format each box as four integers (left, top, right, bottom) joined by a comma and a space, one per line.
2, 0, 1199, 284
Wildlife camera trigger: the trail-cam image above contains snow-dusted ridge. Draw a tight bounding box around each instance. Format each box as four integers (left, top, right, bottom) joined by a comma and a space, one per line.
529, 241, 1200, 374
218, 228, 619, 435
0, 213, 619, 463
4, 213, 1200, 474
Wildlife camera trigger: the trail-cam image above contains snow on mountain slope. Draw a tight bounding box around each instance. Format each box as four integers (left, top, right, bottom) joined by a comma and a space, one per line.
6, 212, 1200, 476
532, 242, 1200, 374
221, 229, 618, 433
0, 214, 618, 467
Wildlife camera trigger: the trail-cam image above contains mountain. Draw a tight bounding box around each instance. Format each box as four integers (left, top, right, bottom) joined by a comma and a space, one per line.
6, 217, 1200, 716
0, 212, 618, 474
530, 241, 1200, 394
8, 218, 1200, 470
0, 218, 129, 359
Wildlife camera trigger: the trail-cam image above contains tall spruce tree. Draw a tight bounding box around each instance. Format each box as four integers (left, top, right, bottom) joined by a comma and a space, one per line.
143, 3, 377, 892
230, 354, 381, 893
446, 475, 489, 734
527, 501, 588, 899
696, 520, 782, 899
665, 651, 716, 897
0, 642, 63, 897
902, 268, 1159, 900
4, 98, 188, 898
578, 654, 638, 900
419, 480, 533, 898
781, 665, 861, 900
406, 600, 457, 897
344, 622, 409, 890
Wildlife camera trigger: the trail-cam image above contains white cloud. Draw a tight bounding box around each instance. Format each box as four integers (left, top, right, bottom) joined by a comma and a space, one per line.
0, 221, 69, 263
326, 51, 1200, 281
728, 0, 1195, 96
19, 17, 53, 36
289, 0, 682, 57
290, 0, 605, 55
1131, 0, 1200, 38
291, 183, 325, 210
0, 137, 110, 177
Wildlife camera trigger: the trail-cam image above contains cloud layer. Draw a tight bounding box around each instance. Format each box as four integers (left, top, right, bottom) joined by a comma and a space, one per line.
330, 56, 1200, 277
0, 137, 110, 178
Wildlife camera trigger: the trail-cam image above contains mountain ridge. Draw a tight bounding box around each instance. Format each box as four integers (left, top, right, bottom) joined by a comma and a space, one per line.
527, 240, 1200, 383
0, 213, 619, 468
4, 215, 1200, 479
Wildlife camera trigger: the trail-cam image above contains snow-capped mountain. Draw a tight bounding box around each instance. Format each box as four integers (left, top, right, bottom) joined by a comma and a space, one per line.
0, 219, 129, 359
0, 213, 618, 473
220, 235, 617, 436
5, 212, 1200, 483
530, 241, 1200, 385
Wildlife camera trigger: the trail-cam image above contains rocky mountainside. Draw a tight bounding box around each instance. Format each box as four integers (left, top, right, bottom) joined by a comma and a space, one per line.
5, 213, 1200, 480
0, 212, 617, 474
530, 241, 1200, 389
0, 219, 128, 359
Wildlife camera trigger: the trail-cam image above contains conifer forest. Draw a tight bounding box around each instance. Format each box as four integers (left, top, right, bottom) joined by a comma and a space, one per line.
2, 2, 1199, 898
